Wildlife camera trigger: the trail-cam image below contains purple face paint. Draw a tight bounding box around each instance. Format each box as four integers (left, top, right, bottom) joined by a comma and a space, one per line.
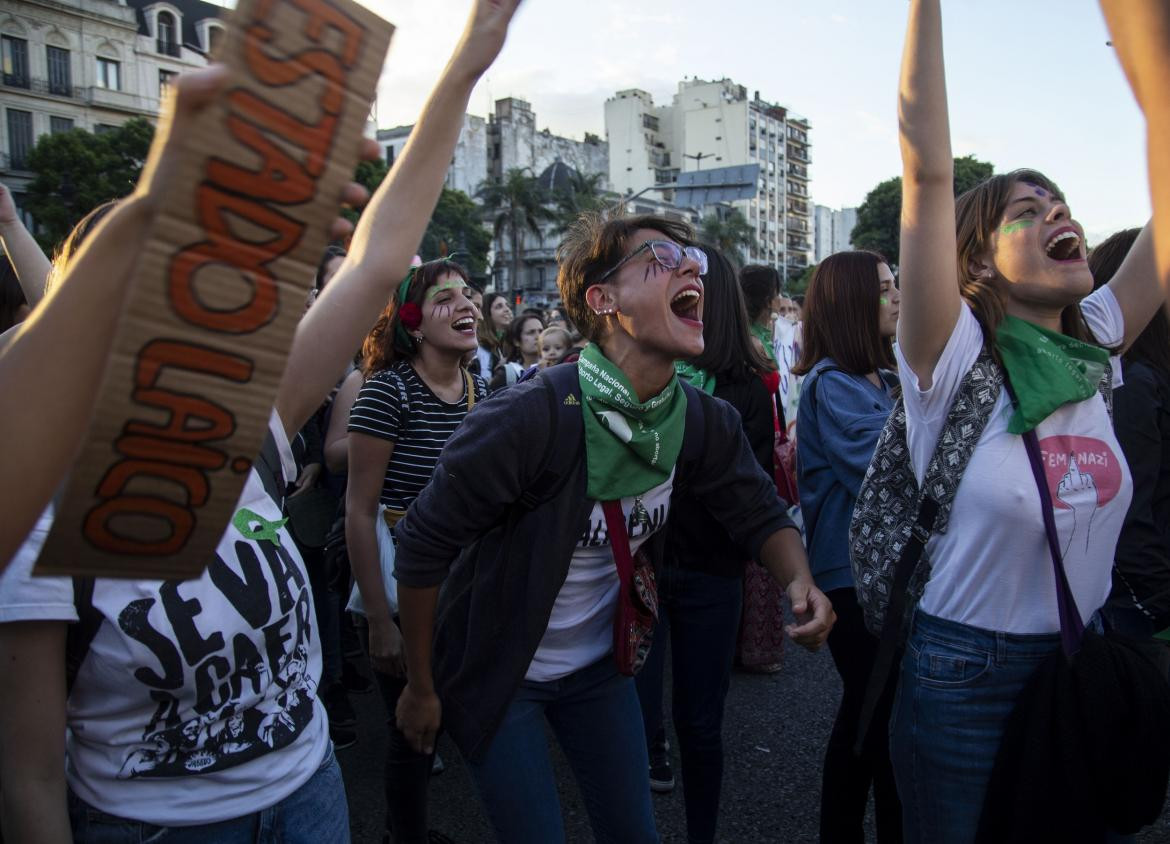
1022, 181, 1048, 198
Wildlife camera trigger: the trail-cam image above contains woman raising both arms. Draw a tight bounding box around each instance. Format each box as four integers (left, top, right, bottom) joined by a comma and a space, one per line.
888, 1, 1164, 841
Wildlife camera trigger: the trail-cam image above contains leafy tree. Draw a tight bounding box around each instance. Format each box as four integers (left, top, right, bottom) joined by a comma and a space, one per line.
339, 158, 390, 225
477, 168, 555, 295
698, 208, 756, 268
25, 118, 154, 250
787, 262, 817, 297
420, 188, 492, 279
851, 154, 993, 267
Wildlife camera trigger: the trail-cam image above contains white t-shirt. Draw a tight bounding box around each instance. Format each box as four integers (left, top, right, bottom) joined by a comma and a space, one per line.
525, 472, 674, 682
0, 413, 328, 826
897, 286, 1132, 634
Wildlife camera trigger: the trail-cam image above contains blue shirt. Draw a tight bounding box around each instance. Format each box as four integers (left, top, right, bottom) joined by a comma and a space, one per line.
796, 359, 896, 593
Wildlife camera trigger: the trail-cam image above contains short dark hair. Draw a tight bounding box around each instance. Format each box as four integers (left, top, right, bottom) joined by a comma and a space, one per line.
687, 246, 772, 379
791, 250, 895, 376
739, 264, 781, 323
1089, 228, 1169, 372
360, 258, 470, 375
557, 211, 695, 343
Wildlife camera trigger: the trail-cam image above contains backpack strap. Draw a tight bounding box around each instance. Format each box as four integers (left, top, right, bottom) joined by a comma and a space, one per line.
804, 364, 849, 416
65, 576, 101, 695
852, 349, 1002, 754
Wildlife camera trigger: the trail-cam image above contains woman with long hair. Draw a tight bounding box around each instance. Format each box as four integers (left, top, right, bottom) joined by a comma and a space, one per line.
792, 250, 902, 844
472, 291, 514, 380
490, 311, 544, 389
634, 244, 776, 844
392, 211, 834, 842
0, 2, 520, 840
889, 2, 1163, 840
345, 257, 485, 842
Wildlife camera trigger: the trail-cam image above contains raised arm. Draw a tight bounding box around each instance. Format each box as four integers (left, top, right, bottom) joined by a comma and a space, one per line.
897, 0, 962, 386
275, 0, 520, 437
1099, 0, 1170, 297
0, 183, 51, 307
0, 621, 70, 843
0, 70, 226, 569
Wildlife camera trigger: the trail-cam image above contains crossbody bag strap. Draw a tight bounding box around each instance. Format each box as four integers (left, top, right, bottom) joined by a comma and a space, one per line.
601, 500, 634, 589
463, 369, 477, 413
1004, 378, 1085, 658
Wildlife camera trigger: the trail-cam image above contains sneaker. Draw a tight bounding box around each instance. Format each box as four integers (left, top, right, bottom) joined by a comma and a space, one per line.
323, 683, 357, 728
648, 748, 674, 793
431, 753, 445, 776
330, 723, 357, 751
341, 660, 374, 694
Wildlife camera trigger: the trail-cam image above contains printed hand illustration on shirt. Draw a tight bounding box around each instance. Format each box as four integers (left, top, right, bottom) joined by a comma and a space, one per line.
1056, 455, 1097, 558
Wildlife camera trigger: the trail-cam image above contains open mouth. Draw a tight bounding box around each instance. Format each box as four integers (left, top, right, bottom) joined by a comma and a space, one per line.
670, 287, 702, 324
1045, 229, 1082, 262
451, 316, 476, 333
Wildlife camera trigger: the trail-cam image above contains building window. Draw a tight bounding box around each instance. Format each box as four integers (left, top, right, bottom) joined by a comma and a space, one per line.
6, 108, 33, 169
96, 57, 120, 90
47, 45, 71, 95
159, 69, 177, 96
50, 115, 74, 134
207, 25, 224, 54
2, 35, 29, 88
157, 12, 180, 57
94, 123, 117, 135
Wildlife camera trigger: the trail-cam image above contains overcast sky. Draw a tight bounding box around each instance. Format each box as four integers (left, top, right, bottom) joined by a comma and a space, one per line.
357, 1, 1149, 245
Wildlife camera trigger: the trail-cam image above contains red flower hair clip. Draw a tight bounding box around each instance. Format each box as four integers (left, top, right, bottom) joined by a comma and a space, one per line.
399, 302, 423, 331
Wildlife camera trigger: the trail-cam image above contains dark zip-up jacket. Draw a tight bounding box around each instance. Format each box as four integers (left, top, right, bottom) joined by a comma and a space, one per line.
393, 370, 794, 761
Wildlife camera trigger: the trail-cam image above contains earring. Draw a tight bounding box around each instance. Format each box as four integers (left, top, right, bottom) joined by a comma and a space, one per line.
595, 308, 615, 316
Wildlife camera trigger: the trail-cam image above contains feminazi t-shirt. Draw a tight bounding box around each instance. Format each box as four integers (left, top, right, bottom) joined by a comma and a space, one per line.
897, 286, 1132, 634
0, 412, 328, 826
526, 473, 674, 682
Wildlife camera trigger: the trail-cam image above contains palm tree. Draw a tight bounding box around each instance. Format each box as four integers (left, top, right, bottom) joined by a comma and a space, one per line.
550, 170, 608, 234
477, 168, 555, 296
699, 208, 757, 268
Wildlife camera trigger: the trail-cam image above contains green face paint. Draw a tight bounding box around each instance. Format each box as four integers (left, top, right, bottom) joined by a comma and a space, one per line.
232, 508, 288, 545
425, 278, 466, 301
1000, 219, 1036, 236
879, 297, 890, 306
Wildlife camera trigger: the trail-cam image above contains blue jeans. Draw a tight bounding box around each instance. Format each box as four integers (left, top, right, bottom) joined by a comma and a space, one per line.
68, 747, 348, 843
467, 655, 659, 844
635, 564, 742, 844
889, 611, 1064, 844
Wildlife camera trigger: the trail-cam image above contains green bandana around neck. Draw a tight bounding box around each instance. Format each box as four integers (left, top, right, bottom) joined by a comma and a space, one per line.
995, 315, 1109, 434
675, 361, 716, 395
577, 343, 687, 500
751, 323, 777, 365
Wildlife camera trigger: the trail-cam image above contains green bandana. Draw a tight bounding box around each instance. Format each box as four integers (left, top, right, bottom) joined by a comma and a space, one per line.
995, 315, 1109, 434
675, 361, 716, 395
751, 323, 777, 365
578, 343, 687, 500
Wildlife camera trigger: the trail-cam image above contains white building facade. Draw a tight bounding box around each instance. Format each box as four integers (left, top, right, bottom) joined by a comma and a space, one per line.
813, 204, 859, 262
0, 0, 223, 217
605, 78, 813, 276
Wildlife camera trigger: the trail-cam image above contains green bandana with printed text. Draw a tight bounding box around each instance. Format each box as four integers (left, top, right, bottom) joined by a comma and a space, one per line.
996, 315, 1109, 434
578, 343, 687, 500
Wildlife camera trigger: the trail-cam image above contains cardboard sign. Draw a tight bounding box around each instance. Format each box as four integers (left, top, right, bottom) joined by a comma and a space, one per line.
35, 0, 393, 579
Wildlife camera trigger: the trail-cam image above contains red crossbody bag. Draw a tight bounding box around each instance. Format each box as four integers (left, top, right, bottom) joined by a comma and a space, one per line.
601, 500, 659, 676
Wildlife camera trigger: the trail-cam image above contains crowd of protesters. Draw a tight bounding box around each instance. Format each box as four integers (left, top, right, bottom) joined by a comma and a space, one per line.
2, 0, 1170, 842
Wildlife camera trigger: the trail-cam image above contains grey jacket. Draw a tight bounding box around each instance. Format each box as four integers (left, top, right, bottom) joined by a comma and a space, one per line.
394, 370, 793, 761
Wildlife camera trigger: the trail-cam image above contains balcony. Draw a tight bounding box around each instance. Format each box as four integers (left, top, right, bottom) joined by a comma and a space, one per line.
1, 75, 82, 100
157, 39, 182, 58
84, 86, 146, 113
787, 145, 810, 164
787, 200, 809, 216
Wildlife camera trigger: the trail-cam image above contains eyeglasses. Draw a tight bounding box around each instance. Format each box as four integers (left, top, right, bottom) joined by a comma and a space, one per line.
597, 240, 707, 283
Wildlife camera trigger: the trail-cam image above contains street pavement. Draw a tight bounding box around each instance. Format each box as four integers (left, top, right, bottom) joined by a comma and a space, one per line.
337, 637, 1170, 844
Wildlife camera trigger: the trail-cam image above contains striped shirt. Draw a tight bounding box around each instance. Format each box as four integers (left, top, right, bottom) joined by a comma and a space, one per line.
347, 363, 488, 510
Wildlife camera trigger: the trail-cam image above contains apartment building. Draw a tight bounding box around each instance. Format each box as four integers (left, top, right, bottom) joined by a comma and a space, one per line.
605, 78, 813, 276
813, 204, 858, 262
0, 0, 223, 218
